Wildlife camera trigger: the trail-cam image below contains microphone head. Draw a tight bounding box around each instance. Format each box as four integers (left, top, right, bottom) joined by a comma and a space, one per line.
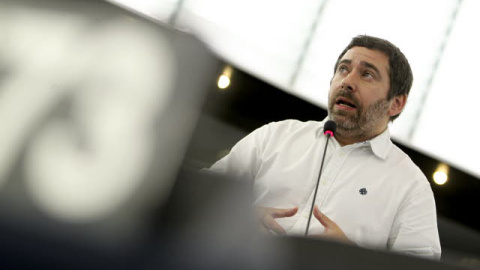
323, 120, 336, 137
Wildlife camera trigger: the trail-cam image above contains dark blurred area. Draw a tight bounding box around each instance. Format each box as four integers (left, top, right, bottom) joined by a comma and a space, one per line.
0, 0, 479, 269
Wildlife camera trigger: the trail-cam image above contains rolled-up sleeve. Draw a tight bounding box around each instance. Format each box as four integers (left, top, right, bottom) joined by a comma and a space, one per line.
387, 180, 441, 260
207, 123, 272, 182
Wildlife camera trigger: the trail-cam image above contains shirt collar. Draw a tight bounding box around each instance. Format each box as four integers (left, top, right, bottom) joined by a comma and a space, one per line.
318, 117, 392, 160
365, 128, 392, 160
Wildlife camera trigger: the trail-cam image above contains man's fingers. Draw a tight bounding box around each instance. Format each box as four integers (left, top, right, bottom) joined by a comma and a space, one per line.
259, 225, 269, 234
313, 205, 335, 228
262, 216, 286, 235
311, 206, 354, 245
271, 207, 298, 218
257, 206, 298, 235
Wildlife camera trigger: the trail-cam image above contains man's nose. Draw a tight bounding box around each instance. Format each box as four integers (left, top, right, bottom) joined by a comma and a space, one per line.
341, 72, 356, 91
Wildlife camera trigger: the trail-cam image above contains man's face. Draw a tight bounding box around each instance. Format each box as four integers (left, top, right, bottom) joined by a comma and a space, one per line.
328, 46, 392, 138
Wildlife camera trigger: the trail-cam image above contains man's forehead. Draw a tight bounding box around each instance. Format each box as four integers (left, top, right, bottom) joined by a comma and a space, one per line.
341, 46, 390, 72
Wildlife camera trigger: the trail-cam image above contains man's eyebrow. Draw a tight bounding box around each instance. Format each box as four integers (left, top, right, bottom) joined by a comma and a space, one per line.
338, 59, 384, 79
361, 61, 382, 79
338, 59, 351, 66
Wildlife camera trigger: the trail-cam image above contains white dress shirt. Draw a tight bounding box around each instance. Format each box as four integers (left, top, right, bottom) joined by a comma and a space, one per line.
209, 118, 441, 260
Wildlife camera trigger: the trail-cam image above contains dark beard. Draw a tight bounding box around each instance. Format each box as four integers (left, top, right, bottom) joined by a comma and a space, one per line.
329, 90, 390, 139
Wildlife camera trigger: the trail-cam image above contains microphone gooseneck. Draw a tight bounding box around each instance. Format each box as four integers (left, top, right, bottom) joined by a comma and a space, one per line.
305, 120, 336, 236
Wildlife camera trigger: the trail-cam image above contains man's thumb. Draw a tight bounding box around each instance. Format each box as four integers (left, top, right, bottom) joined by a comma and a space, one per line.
273, 207, 298, 218
313, 206, 334, 228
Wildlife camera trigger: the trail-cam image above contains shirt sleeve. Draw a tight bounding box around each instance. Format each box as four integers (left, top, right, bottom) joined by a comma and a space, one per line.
387, 179, 442, 260
206, 123, 272, 183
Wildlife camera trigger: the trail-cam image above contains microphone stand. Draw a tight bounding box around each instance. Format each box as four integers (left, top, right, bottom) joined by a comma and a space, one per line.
305, 131, 333, 236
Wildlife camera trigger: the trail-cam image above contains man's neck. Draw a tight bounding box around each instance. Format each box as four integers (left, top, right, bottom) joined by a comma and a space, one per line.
334, 126, 388, 147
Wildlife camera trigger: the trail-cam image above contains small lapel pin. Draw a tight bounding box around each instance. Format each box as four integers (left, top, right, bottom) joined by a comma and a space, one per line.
359, 188, 367, 195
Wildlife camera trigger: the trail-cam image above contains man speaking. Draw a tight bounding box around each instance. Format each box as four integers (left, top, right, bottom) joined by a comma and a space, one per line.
207, 35, 441, 260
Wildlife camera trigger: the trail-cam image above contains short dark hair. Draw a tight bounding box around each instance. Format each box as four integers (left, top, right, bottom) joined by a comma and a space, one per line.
333, 35, 413, 121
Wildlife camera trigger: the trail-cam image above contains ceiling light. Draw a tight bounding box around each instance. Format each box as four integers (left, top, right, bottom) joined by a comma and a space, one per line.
433, 163, 449, 185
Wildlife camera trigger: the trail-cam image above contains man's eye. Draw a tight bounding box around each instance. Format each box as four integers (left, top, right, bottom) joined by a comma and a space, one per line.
363, 72, 374, 79
338, 66, 348, 73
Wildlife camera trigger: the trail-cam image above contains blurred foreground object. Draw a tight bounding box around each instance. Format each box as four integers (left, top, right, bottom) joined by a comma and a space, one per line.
0, 0, 218, 265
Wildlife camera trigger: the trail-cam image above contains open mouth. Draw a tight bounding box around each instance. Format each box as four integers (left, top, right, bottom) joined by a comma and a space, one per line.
335, 97, 357, 109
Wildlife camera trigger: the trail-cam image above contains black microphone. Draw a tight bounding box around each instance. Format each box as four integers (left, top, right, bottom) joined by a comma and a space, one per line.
305, 120, 336, 236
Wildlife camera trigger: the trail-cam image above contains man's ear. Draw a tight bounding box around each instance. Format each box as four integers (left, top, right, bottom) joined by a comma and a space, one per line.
388, 95, 407, 117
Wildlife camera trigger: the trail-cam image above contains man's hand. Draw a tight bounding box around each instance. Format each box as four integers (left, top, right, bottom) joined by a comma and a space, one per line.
257, 207, 298, 235
312, 205, 355, 245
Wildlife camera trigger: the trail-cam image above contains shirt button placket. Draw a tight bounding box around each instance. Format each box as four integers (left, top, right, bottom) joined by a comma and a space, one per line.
316, 149, 346, 207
